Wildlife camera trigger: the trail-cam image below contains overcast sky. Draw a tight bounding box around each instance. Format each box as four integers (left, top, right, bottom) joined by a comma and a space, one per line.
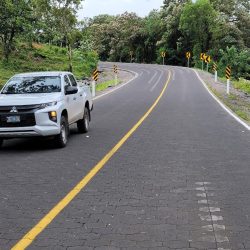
78, 0, 164, 19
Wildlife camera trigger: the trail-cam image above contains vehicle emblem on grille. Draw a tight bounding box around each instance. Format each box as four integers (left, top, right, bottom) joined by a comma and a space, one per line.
10, 106, 18, 113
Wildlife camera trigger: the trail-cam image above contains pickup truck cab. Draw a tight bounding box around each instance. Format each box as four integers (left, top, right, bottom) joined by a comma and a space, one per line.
0, 71, 93, 148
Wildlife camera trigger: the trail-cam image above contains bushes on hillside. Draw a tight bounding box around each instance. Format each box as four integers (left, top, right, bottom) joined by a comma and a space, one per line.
217, 46, 250, 80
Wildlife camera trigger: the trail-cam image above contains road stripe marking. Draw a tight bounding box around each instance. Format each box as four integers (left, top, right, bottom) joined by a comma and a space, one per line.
199, 207, 221, 213
150, 70, 164, 92
11, 70, 172, 250
197, 193, 206, 197
148, 70, 158, 84
195, 182, 231, 249
196, 182, 211, 185
193, 69, 250, 131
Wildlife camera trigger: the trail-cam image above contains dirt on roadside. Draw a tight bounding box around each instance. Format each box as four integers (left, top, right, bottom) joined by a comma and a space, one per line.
97, 67, 134, 86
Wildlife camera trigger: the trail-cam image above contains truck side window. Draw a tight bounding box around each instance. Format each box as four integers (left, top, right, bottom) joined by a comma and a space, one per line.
64, 75, 71, 87
68, 75, 77, 87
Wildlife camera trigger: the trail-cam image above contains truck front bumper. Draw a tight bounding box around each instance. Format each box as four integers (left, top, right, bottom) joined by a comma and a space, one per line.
0, 125, 60, 138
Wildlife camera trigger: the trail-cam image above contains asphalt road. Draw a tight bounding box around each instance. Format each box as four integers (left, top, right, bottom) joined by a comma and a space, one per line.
0, 63, 249, 250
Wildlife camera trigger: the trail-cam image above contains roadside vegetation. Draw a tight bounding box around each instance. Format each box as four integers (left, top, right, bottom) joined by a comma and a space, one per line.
95, 80, 120, 92
0, 0, 98, 88
216, 77, 250, 95
85, 0, 249, 80
211, 88, 250, 123
0, 0, 249, 94
231, 79, 250, 95
0, 43, 98, 88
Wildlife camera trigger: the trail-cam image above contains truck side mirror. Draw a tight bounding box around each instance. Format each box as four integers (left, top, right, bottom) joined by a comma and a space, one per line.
65, 86, 78, 95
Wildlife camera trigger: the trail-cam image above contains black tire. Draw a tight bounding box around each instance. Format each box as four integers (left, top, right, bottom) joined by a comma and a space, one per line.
77, 107, 90, 133
54, 116, 69, 148
0, 139, 3, 148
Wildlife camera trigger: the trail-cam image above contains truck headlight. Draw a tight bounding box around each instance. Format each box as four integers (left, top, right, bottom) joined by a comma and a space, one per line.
48, 111, 57, 122
39, 101, 58, 109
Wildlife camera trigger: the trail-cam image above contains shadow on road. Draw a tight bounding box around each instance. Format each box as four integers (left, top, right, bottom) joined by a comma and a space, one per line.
0, 127, 82, 152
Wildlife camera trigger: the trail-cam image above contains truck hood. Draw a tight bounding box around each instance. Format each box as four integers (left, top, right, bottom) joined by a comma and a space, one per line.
0, 93, 62, 106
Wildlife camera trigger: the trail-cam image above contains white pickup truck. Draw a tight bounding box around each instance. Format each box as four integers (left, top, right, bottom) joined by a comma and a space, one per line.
0, 71, 93, 148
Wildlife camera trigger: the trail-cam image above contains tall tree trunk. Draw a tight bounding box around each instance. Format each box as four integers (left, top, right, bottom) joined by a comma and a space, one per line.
3, 28, 15, 62
67, 42, 73, 72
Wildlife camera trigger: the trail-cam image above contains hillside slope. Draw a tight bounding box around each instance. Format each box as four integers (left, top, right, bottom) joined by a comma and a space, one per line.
0, 43, 98, 88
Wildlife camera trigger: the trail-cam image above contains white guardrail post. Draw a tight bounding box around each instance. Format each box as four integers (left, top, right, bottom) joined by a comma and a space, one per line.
91, 80, 96, 97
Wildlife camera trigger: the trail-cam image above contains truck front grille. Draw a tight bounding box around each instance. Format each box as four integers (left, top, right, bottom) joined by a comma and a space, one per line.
0, 104, 40, 113
0, 114, 36, 127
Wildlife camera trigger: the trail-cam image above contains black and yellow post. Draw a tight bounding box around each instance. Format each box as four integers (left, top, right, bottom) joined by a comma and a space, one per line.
92, 69, 99, 97
226, 66, 231, 80
226, 66, 231, 95
93, 69, 98, 81
186, 52, 191, 68
213, 62, 218, 82
212, 63, 217, 72
113, 65, 118, 85
161, 52, 166, 65
113, 65, 118, 74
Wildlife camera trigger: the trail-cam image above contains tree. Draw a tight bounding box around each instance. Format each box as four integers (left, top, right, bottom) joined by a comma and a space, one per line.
0, 0, 34, 61
179, 0, 217, 54
162, 0, 189, 9
143, 10, 163, 63
39, 0, 83, 71
87, 15, 116, 61
113, 12, 144, 62
160, 1, 187, 65
210, 0, 250, 48
218, 46, 250, 79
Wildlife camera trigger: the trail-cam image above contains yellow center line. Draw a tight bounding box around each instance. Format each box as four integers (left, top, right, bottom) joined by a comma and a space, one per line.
11, 70, 172, 250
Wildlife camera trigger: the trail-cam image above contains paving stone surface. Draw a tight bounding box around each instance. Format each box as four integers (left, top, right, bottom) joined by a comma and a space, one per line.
0, 64, 249, 250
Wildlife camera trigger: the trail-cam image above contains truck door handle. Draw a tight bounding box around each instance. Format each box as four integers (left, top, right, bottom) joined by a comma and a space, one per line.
73, 97, 77, 100
80, 94, 83, 97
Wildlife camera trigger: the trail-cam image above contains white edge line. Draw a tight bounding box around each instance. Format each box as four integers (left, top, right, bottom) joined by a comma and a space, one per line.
93, 69, 139, 101
193, 69, 250, 131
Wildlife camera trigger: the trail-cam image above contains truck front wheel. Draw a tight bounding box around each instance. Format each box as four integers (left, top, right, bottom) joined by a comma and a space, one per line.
55, 116, 69, 148
77, 107, 90, 133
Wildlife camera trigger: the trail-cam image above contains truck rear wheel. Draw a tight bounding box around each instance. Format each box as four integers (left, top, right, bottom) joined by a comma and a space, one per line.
55, 116, 69, 148
77, 107, 90, 133
0, 139, 3, 148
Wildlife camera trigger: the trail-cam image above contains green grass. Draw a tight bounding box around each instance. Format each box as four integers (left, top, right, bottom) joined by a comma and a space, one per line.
235, 110, 249, 121
0, 42, 98, 89
232, 78, 250, 94
196, 68, 250, 94
95, 79, 120, 92
216, 76, 250, 94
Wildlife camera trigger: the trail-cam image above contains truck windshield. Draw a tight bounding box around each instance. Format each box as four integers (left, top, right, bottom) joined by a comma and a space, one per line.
1, 76, 61, 94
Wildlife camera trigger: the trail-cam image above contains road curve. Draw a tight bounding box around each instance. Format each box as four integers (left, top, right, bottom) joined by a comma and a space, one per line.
0, 63, 249, 250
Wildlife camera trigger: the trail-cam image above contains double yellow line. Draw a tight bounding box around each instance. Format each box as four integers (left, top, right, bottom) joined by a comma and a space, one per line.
12, 70, 172, 250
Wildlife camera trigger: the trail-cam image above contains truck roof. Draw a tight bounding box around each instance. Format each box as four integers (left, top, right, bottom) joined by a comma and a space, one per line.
13, 71, 72, 77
